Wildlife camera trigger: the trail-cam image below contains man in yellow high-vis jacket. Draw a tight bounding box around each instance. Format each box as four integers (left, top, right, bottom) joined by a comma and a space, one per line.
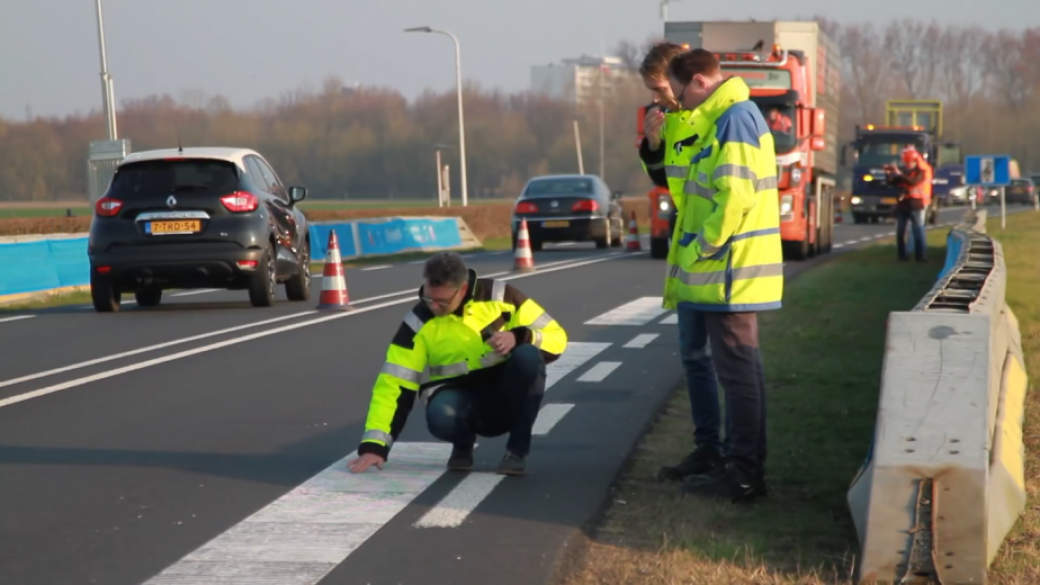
348, 251, 567, 477
647, 48, 783, 503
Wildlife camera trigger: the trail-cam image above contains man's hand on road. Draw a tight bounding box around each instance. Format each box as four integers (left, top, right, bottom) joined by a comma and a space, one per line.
645, 109, 665, 151
489, 331, 517, 356
348, 453, 385, 473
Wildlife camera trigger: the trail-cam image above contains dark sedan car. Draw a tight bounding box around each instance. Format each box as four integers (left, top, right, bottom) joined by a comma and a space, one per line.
88, 147, 312, 312
510, 174, 625, 250
1006, 178, 1036, 205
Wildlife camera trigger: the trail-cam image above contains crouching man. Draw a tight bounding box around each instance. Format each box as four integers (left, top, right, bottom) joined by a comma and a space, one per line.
348, 251, 567, 476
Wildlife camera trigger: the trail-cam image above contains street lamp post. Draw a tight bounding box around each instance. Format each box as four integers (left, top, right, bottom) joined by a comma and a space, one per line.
405, 26, 468, 207
94, 0, 117, 139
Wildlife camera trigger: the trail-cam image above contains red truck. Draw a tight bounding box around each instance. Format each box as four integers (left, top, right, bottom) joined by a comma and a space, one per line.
637, 20, 841, 260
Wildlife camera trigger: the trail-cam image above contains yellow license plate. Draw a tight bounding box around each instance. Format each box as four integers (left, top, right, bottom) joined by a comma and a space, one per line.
542, 220, 569, 228
881, 197, 898, 204
148, 220, 201, 234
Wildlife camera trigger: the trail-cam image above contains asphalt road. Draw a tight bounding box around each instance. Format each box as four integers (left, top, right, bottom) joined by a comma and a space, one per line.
0, 205, 1007, 585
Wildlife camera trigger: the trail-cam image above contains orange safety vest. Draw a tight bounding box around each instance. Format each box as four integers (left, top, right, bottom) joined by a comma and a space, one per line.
903, 164, 932, 207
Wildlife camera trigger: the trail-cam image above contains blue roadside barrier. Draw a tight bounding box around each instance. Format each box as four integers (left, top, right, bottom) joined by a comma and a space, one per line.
0, 216, 475, 302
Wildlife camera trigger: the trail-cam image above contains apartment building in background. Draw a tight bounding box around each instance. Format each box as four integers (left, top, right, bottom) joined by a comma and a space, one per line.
530, 55, 637, 106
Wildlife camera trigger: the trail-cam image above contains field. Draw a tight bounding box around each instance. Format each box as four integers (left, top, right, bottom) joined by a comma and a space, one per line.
553, 214, 1040, 584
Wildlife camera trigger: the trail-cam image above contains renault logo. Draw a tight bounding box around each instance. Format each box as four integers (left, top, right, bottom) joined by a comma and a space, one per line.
551, 200, 558, 208
167, 195, 177, 208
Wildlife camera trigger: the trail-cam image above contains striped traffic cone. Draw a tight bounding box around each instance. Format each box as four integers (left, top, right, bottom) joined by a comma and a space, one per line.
625, 211, 642, 251
317, 230, 351, 310
513, 219, 535, 273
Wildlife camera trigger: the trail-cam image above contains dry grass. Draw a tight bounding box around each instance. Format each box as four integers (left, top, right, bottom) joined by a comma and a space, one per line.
553, 230, 955, 585
985, 211, 1040, 584
0, 197, 651, 239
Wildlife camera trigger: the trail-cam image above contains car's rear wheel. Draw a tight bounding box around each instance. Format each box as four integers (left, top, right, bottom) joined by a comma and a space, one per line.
91, 273, 120, 313
285, 240, 311, 302
135, 287, 162, 307
249, 242, 277, 308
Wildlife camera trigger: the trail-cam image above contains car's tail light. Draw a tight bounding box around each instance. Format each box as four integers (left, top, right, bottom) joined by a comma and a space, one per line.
95, 197, 123, 217
221, 191, 259, 212
515, 201, 538, 213
572, 199, 599, 212
96, 266, 112, 274
237, 260, 258, 269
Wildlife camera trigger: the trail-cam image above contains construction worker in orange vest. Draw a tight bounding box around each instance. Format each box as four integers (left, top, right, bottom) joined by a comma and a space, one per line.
883, 146, 932, 262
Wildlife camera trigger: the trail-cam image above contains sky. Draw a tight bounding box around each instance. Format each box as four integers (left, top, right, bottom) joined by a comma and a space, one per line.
0, 0, 1033, 121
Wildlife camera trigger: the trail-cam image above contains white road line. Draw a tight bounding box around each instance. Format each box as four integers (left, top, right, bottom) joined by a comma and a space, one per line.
623, 333, 659, 348
658, 313, 678, 325
584, 296, 667, 326
143, 442, 450, 584
413, 473, 505, 529
0, 315, 35, 324
834, 243, 845, 249
0, 253, 633, 409
361, 265, 391, 271
532, 403, 575, 435
858, 237, 871, 242
547, 342, 611, 389
170, 289, 220, 297
577, 361, 622, 382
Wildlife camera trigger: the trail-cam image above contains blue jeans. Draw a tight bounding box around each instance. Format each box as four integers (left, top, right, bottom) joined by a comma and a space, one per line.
896, 208, 926, 261
677, 305, 727, 455
425, 344, 547, 458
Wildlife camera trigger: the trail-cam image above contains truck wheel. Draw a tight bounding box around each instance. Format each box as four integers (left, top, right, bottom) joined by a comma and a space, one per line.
650, 237, 669, 259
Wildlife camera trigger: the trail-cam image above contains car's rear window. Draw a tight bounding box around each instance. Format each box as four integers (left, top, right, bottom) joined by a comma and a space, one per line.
523, 178, 594, 197
109, 159, 239, 197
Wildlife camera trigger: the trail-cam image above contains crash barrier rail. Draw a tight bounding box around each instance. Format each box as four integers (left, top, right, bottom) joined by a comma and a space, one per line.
0, 216, 481, 305
847, 208, 1029, 584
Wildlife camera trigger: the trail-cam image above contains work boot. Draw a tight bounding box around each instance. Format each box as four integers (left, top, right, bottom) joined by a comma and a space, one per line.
495, 451, 527, 476
656, 448, 724, 482
447, 445, 473, 471
679, 463, 765, 504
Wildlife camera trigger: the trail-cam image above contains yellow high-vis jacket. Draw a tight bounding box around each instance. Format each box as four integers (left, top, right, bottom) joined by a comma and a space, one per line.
357, 269, 567, 460
661, 77, 784, 312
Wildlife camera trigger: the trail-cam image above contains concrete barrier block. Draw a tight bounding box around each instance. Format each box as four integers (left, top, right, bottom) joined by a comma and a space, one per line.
984, 348, 1028, 566
851, 311, 994, 583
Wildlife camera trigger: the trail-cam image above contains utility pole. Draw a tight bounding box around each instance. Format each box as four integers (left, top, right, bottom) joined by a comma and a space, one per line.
94, 0, 117, 139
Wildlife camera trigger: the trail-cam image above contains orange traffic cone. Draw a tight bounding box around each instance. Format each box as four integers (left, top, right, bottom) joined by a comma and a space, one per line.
513, 219, 535, 273
625, 211, 642, 251
834, 205, 843, 224
317, 230, 351, 310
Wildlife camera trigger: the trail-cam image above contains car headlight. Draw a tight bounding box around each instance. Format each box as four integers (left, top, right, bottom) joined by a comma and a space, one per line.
657, 194, 672, 213
779, 195, 793, 216
851, 196, 862, 205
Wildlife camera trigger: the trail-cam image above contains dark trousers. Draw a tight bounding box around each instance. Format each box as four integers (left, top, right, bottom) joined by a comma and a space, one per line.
678, 305, 767, 474
425, 343, 547, 458
896, 207, 927, 261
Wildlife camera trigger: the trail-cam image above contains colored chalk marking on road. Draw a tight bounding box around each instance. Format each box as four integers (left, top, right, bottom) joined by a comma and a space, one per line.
413, 473, 507, 529
142, 442, 451, 584
546, 342, 611, 389
532, 403, 575, 435
584, 296, 668, 326
577, 361, 623, 383
623, 333, 659, 348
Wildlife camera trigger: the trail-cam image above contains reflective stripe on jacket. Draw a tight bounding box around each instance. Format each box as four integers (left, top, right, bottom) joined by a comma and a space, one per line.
663, 76, 784, 312
357, 269, 567, 460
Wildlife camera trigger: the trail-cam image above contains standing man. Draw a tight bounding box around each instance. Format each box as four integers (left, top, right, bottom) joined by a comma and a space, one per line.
884, 147, 931, 262
665, 49, 784, 502
348, 252, 567, 477
637, 43, 729, 485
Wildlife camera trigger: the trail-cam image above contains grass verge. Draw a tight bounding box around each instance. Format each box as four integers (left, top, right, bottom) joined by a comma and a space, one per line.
552, 228, 953, 584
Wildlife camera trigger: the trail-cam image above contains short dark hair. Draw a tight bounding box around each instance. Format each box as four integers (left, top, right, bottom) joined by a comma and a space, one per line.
423, 251, 467, 287
639, 42, 686, 80
667, 49, 721, 84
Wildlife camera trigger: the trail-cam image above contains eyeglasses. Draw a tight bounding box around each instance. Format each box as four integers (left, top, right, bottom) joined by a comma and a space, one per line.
421, 287, 461, 308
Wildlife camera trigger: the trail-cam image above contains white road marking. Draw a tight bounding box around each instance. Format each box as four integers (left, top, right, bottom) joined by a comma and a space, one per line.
0, 253, 634, 409
623, 333, 659, 348
361, 265, 392, 271
584, 296, 667, 326
577, 361, 622, 382
658, 313, 678, 325
413, 473, 506, 529
0, 315, 35, 324
532, 403, 575, 435
171, 289, 220, 297
834, 243, 845, 249
547, 342, 611, 389
143, 442, 451, 584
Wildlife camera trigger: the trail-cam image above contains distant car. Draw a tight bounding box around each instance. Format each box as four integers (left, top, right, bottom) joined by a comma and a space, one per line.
1006, 178, 1036, 205
510, 174, 625, 250
88, 147, 312, 312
